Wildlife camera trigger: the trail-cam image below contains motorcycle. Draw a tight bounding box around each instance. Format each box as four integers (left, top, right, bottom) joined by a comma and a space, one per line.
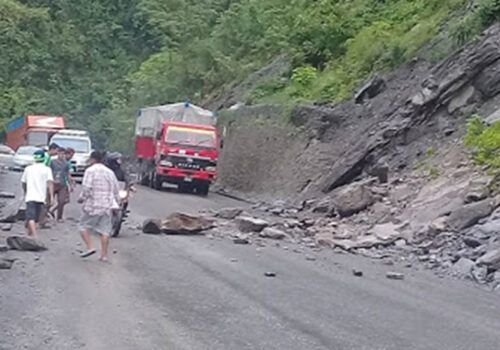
111, 182, 134, 237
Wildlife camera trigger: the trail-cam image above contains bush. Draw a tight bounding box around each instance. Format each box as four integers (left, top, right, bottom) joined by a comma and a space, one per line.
248, 78, 286, 103
291, 65, 317, 87
478, 0, 500, 26
450, 15, 482, 47
464, 114, 500, 168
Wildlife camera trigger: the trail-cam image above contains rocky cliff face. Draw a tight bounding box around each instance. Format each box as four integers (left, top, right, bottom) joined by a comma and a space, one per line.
218, 24, 500, 200
215, 24, 500, 289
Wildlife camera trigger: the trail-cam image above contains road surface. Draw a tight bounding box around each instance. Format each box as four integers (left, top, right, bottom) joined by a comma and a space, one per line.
1, 174, 500, 350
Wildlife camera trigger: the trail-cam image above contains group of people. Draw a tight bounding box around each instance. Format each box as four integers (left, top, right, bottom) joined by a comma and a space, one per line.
21, 143, 75, 234
21, 145, 123, 262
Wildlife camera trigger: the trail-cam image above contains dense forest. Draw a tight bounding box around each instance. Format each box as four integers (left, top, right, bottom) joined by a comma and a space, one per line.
1, 0, 499, 150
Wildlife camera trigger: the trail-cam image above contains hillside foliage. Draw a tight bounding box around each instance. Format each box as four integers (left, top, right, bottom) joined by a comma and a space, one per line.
0, 0, 498, 151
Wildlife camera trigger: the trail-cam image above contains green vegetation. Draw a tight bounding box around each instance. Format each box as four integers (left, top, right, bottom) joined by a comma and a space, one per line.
465, 114, 500, 169
0, 0, 498, 151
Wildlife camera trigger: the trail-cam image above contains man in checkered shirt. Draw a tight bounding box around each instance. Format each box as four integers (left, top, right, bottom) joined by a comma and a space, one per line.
78, 151, 119, 262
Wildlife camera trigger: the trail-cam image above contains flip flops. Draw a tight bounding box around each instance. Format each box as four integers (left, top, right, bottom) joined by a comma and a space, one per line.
80, 249, 96, 258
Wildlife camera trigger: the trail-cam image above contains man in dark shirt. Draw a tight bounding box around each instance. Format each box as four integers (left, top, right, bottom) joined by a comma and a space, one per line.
50, 147, 71, 222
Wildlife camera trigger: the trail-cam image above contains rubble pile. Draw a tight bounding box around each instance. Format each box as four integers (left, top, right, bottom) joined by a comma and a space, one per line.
206, 151, 500, 291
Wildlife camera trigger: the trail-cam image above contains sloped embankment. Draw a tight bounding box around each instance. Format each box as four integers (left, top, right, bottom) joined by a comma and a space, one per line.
215, 24, 500, 288
217, 23, 500, 202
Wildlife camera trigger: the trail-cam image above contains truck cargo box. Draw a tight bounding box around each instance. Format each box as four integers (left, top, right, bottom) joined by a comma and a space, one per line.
135, 102, 215, 138
6, 115, 66, 150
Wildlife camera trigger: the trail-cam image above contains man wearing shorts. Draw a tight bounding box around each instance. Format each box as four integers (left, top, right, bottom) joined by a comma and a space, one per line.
78, 151, 119, 261
21, 150, 54, 238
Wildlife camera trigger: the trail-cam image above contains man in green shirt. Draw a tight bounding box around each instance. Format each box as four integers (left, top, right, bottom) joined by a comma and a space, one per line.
44, 143, 59, 166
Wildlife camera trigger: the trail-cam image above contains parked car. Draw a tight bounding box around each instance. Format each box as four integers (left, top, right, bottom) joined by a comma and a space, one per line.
0, 144, 15, 167
13, 146, 42, 169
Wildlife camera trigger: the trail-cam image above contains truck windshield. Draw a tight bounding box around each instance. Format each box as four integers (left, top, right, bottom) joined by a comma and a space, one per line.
165, 126, 216, 148
51, 138, 90, 153
27, 132, 49, 147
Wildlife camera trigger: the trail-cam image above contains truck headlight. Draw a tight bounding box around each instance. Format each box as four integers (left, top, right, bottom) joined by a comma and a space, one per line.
206, 166, 216, 172
159, 160, 173, 167
118, 190, 128, 199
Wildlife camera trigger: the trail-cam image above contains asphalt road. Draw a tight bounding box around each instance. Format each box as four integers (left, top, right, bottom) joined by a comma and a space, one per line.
1, 175, 500, 350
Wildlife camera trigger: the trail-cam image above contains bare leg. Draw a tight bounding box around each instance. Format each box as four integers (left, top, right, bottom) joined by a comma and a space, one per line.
27, 220, 37, 237
100, 234, 109, 260
39, 203, 49, 228
80, 229, 94, 251
57, 203, 65, 221
56, 187, 66, 220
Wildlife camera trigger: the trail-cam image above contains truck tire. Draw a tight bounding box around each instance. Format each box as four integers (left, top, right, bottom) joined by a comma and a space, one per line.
140, 172, 149, 186
196, 182, 210, 196
153, 175, 162, 190
149, 173, 155, 189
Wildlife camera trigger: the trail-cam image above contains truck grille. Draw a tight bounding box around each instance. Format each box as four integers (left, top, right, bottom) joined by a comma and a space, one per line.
168, 155, 213, 170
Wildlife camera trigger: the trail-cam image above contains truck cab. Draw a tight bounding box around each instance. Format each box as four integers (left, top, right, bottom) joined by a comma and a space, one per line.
50, 130, 92, 178
152, 122, 218, 194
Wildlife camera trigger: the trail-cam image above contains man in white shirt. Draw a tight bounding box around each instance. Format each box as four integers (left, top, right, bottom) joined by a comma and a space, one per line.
21, 150, 55, 237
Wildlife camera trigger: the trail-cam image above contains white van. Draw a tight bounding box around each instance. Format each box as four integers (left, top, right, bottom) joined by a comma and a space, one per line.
50, 130, 92, 178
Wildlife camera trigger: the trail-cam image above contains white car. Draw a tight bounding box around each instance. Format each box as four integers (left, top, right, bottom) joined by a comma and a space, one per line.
51, 130, 92, 178
13, 146, 42, 169
0, 144, 15, 167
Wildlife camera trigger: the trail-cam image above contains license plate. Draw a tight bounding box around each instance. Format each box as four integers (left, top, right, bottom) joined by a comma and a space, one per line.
184, 177, 193, 182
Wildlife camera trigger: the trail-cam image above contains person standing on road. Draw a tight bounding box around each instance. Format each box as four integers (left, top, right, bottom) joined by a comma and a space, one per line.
40, 143, 59, 228
44, 143, 59, 166
78, 151, 119, 262
50, 147, 71, 222
64, 148, 76, 205
21, 150, 54, 238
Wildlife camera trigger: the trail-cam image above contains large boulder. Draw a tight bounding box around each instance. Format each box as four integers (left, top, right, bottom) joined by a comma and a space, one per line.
142, 213, 214, 235
451, 258, 475, 278
0, 198, 22, 223
162, 213, 214, 235
369, 222, 402, 244
259, 227, 286, 240
477, 246, 500, 268
237, 216, 269, 233
354, 75, 386, 104
6, 235, 47, 251
142, 219, 163, 234
333, 180, 376, 217
0, 258, 14, 270
216, 208, 244, 220
447, 199, 496, 231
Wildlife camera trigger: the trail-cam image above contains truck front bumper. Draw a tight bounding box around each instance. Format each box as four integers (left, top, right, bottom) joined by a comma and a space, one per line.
156, 166, 216, 183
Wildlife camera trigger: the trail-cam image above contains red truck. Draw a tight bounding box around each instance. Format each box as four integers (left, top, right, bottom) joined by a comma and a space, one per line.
135, 103, 218, 195
6, 115, 66, 150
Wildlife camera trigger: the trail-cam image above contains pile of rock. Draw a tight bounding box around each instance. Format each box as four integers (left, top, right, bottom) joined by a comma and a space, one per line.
217, 163, 500, 290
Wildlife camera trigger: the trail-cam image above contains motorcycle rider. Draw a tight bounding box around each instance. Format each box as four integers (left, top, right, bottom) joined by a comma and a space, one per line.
105, 152, 128, 184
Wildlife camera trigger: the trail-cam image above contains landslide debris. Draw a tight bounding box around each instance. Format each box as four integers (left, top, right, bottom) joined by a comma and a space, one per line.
212, 24, 500, 291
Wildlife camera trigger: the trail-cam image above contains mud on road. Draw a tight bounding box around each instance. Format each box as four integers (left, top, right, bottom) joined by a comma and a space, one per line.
1, 177, 500, 349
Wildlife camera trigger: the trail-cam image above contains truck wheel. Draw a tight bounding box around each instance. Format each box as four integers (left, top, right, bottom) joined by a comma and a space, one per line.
196, 182, 210, 196
140, 172, 149, 186
153, 175, 162, 190
149, 172, 156, 189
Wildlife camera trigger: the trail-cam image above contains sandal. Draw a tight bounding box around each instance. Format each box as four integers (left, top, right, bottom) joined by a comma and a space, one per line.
80, 249, 96, 258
